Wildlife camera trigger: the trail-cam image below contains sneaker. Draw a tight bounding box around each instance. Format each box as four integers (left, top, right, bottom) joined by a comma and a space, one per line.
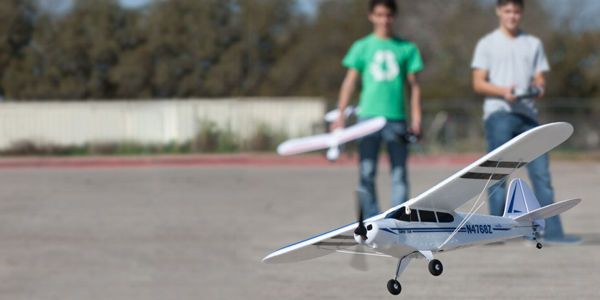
540, 234, 582, 245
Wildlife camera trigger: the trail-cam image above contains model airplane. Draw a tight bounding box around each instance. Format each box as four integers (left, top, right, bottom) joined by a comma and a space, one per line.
276, 116, 386, 161
263, 122, 581, 296
323, 106, 359, 123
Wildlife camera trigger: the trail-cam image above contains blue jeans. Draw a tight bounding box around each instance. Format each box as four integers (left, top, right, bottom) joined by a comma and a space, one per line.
358, 119, 408, 218
485, 111, 564, 239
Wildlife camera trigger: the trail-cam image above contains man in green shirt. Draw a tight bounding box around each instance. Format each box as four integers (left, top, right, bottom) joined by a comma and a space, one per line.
331, 0, 423, 217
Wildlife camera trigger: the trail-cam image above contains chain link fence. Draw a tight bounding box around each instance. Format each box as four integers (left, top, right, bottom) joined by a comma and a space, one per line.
415, 98, 600, 153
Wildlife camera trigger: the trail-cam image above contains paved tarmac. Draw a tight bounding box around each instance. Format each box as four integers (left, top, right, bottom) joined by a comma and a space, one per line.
0, 160, 598, 299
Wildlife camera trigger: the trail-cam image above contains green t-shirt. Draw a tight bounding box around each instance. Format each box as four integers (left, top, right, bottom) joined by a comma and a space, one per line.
342, 34, 423, 120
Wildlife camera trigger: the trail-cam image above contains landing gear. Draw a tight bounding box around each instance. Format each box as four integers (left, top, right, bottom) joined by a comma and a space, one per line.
533, 233, 543, 250
387, 279, 402, 295
388, 254, 411, 295
428, 259, 443, 276
387, 253, 443, 295
532, 225, 543, 250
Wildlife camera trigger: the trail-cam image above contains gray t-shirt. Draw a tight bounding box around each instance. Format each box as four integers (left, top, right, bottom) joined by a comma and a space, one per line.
471, 29, 550, 120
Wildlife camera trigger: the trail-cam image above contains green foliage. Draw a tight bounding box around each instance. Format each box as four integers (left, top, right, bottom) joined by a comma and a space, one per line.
0, 0, 35, 97
162, 141, 192, 154
246, 123, 288, 152
0, 122, 285, 156
217, 131, 240, 153
193, 121, 221, 152
0, 0, 598, 100
0, 140, 75, 156
192, 121, 283, 153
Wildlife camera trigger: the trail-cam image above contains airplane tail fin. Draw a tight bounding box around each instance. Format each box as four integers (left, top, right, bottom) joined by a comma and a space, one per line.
502, 178, 544, 228
502, 178, 583, 230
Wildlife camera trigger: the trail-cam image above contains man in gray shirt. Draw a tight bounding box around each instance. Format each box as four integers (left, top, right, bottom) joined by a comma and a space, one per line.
471, 0, 578, 243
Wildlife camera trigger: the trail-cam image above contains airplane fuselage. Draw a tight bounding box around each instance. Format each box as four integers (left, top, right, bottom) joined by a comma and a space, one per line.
361, 212, 534, 258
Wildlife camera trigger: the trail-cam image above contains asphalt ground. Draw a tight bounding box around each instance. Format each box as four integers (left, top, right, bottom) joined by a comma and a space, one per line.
0, 159, 598, 299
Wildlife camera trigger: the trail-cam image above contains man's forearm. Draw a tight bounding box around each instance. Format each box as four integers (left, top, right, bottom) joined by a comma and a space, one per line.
337, 82, 353, 112
533, 72, 546, 99
330, 70, 358, 130
534, 77, 545, 87
473, 68, 518, 102
337, 70, 358, 113
473, 79, 508, 98
410, 85, 421, 125
407, 80, 422, 135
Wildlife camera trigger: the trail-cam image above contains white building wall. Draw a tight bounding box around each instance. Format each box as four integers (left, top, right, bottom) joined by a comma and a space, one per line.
0, 98, 326, 149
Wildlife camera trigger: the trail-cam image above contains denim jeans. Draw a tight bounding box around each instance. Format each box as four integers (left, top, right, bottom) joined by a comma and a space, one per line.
358, 119, 408, 218
485, 111, 564, 239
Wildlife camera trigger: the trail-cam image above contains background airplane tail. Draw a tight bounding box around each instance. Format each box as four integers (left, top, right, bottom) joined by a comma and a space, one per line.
502, 178, 545, 229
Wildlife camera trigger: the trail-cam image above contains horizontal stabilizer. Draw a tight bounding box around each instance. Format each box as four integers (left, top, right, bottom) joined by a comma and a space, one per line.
514, 198, 581, 223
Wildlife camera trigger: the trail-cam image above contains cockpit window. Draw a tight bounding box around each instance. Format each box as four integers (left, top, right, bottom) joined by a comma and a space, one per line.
419, 210, 437, 222
410, 209, 419, 222
436, 211, 454, 223
386, 208, 410, 221
386, 207, 419, 222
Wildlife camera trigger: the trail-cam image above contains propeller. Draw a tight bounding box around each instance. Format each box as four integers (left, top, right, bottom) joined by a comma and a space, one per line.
354, 202, 368, 241
351, 190, 369, 271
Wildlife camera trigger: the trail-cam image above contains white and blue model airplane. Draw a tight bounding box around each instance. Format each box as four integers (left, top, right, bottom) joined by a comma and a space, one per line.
263, 122, 581, 295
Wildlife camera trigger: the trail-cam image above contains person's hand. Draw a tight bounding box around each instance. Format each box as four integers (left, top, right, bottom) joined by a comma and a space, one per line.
535, 85, 545, 99
502, 84, 517, 102
410, 120, 421, 137
329, 115, 345, 132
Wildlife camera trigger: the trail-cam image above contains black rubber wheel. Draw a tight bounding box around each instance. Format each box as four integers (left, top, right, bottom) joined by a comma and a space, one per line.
536, 242, 543, 249
387, 279, 401, 295
428, 259, 443, 276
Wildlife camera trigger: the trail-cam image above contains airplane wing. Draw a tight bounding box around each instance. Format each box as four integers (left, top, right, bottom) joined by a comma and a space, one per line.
403, 122, 573, 212
263, 214, 387, 264
337, 117, 386, 144
276, 117, 386, 156
277, 133, 331, 155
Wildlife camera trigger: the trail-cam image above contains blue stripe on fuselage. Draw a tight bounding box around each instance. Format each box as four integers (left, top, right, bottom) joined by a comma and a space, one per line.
387, 227, 466, 233
380, 228, 397, 234
383, 226, 511, 233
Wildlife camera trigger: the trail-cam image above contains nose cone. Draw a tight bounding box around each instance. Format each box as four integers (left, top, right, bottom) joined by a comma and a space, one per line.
354, 222, 379, 245
365, 222, 379, 245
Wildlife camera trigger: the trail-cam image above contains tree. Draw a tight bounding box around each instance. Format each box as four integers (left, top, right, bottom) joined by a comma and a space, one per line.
0, 0, 597, 100
0, 0, 35, 98
3, 0, 138, 99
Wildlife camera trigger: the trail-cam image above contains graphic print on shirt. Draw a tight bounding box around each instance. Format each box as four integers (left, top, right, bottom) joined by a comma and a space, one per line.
369, 50, 399, 82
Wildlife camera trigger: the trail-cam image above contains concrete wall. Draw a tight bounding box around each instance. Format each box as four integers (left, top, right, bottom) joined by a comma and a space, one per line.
0, 98, 326, 149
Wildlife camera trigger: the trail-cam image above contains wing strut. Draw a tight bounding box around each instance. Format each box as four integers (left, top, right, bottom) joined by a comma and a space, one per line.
437, 159, 522, 249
